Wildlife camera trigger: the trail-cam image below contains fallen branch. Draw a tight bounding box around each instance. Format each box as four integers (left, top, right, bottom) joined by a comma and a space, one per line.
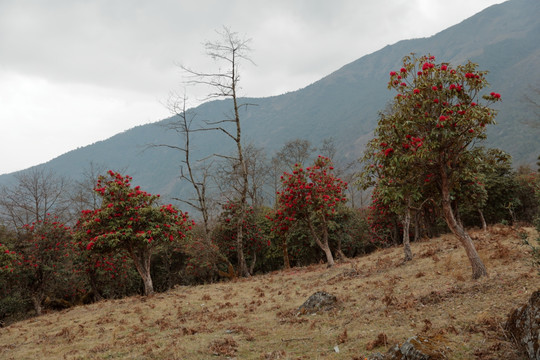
281, 337, 313, 343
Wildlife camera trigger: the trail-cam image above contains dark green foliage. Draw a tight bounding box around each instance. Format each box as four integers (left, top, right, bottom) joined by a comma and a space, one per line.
212, 202, 270, 275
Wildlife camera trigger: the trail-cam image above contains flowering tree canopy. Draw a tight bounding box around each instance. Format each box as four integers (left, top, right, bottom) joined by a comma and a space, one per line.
74, 171, 193, 295
4, 216, 79, 315
0, 243, 17, 273
362, 54, 501, 278
270, 156, 348, 267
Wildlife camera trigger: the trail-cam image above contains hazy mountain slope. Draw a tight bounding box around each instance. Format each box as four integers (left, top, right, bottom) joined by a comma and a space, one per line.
1, 0, 538, 200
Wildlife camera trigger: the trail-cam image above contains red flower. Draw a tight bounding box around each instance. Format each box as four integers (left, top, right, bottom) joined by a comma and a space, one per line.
413, 88, 420, 94
400, 67, 407, 73
432, 86, 438, 91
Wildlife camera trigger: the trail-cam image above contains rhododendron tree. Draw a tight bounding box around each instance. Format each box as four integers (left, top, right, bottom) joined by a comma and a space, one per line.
363, 54, 501, 278
7, 216, 79, 315
0, 242, 17, 273
270, 156, 348, 267
74, 171, 194, 295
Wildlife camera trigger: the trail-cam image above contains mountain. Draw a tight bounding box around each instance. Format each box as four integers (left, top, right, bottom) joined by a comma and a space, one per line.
1, 0, 539, 201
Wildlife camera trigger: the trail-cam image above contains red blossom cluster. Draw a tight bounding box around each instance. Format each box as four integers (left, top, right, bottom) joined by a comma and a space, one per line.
422, 62, 435, 71
268, 156, 348, 235
75, 171, 193, 252
402, 135, 423, 151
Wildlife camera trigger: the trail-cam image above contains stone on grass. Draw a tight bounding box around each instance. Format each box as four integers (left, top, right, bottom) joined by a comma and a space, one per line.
367, 335, 449, 360
297, 291, 337, 315
505, 289, 540, 360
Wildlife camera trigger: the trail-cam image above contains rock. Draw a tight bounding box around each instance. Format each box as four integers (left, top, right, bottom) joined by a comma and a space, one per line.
297, 291, 337, 315
367, 335, 448, 360
505, 289, 540, 360
366, 352, 386, 360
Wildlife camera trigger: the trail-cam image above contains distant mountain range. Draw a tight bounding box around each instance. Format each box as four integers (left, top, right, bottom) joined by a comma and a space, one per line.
1, 0, 539, 202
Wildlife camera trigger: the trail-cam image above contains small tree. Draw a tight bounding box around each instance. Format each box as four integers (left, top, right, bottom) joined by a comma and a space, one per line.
182, 26, 254, 277
74, 171, 193, 295
213, 200, 268, 275
157, 94, 215, 239
271, 156, 348, 267
8, 216, 78, 315
0, 169, 70, 231
364, 54, 501, 278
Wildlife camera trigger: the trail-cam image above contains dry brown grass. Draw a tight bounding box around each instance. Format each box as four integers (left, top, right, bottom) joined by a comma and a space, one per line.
0, 225, 537, 359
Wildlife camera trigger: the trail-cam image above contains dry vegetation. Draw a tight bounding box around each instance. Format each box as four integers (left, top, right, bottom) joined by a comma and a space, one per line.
0, 225, 538, 359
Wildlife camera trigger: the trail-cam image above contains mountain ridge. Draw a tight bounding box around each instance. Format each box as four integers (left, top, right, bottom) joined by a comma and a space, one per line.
1, 0, 538, 200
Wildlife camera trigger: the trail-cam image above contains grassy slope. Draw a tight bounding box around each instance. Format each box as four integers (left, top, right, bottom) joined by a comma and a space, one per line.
0, 225, 537, 359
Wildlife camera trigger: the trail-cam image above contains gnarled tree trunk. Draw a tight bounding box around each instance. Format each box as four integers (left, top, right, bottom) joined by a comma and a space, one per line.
402, 202, 413, 262
307, 218, 335, 267
31, 291, 44, 316
130, 247, 154, 296
478, 209, 487, 232
441, 171, 487, 279
281, 237, 291, 269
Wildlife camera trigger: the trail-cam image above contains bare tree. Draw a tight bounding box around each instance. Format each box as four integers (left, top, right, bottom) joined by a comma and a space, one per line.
318, 137, 337, 161
181, 26, 254, 276
274, 138, 315, 171
216, 143, 270, 208
0, 168, 70, 230
70, 162, 107, 216
152, 93, 216, 239
271, 138, 315, 206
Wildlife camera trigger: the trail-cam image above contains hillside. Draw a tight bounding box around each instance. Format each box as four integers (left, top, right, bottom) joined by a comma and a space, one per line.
0, 225, 537, 359
0, 0, 539, 200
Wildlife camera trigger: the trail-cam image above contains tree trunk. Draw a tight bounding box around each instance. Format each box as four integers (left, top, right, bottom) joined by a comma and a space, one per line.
249, 249, 257, 275
441, 171, 487, 279
336, 235, 348, 261
307, 218, 335, 267
140, 270, 154, 296
414, 211, 420, 242
32, 292, 44, 316
130, 247, 154, 296
478, 209, 487, 232
282, 237, 291, 269
232, 54, 250, 278
87, 270, 104, 301
453, 200, 463, 228
402, 203, 413, 262
236, 218, 250, 277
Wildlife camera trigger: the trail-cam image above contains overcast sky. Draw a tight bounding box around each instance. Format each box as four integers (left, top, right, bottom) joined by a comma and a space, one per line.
0, 0, 505, 175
